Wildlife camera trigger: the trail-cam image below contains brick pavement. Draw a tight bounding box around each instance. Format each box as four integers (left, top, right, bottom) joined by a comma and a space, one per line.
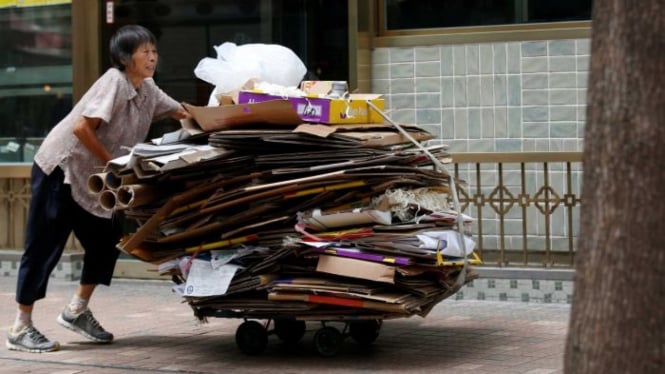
0, 276, 570, 373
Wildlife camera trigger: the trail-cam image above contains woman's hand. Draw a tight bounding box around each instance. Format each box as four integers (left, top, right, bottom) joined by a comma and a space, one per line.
171, 108, 192, 120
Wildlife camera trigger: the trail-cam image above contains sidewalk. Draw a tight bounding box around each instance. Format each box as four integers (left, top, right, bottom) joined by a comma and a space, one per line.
0, 276, 570, 374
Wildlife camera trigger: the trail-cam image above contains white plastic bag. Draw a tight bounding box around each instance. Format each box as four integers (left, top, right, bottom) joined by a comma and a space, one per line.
194, 42, 307, 105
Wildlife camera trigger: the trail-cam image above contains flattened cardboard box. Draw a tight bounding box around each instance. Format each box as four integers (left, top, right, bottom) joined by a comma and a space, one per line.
237, 91, 385, 125
292, 123, 434, 147
181, 100, 302, 133
316, 254, 395, 284
302, 208, 392, 230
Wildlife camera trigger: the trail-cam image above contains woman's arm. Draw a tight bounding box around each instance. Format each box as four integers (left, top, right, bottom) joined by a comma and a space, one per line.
72, 116, 113, 164
170, 107, 192, 120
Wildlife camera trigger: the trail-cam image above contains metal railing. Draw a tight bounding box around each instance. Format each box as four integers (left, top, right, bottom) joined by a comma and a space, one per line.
453, 152, 582, 268
0, 152, 583, 268
0, 164, 33, 252
0, 164, 81, 253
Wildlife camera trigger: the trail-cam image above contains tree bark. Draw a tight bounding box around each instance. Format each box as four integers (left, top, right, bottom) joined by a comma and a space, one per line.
564, 0, 665, 373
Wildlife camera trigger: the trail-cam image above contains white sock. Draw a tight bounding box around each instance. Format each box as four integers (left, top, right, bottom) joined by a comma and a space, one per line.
13, 310, 31, 332
67, 294, 89, 315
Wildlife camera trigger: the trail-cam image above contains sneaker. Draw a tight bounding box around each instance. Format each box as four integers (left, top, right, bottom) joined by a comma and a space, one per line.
6, 325, 60, 353
56, 308, 113, 343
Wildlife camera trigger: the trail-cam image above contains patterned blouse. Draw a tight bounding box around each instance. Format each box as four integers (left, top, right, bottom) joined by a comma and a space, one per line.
34, 68, 181, 218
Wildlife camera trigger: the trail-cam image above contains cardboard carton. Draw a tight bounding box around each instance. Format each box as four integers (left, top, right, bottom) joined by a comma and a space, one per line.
237, 90, 385, 125
181, 100, 302, 133
300, 80, 337, 95
316, 254, 395, 284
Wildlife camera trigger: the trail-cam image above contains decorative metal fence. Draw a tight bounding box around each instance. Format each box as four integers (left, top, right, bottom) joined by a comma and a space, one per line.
453, 152, 582, 268
0, 165, 81, 253
0, 165, 32, 252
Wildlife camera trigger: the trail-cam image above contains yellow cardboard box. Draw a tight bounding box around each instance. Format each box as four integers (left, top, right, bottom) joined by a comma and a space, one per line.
237, 90, 385, 125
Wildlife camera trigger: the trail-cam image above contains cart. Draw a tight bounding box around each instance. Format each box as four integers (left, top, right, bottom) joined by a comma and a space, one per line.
186, 262, 474, 357
194, 307, 390, 356
111, 102, 476, 357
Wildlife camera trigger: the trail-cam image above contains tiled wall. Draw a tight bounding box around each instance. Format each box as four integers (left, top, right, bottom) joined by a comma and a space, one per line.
371, 39, 590, 153
371, 39, 588, 250
0, 250, 82, 281
459, 278, 573, 304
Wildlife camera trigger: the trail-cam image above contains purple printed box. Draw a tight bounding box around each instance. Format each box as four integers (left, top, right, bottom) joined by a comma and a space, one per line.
237, 91, 384, 124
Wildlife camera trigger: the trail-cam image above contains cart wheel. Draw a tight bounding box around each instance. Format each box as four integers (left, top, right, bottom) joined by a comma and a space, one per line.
313, 326, 343, 357
349, 320, 381, 345
235, 320, 268, 355
274, 319, 306, 343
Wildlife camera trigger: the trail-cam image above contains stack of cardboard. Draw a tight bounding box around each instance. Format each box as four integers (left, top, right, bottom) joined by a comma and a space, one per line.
93, 88, 479, 321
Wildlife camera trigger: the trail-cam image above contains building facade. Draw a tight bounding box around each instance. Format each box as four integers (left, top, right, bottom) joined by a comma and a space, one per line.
0, 0, 591, 162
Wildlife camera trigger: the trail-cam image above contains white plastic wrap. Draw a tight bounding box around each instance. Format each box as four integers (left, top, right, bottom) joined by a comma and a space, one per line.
194, 42, 307, 105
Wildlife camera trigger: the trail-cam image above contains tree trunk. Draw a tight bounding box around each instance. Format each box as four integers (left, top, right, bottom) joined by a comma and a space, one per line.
564, 0, 665, 373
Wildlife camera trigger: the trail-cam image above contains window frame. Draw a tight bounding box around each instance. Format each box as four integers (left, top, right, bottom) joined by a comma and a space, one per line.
375, 0, 591, 47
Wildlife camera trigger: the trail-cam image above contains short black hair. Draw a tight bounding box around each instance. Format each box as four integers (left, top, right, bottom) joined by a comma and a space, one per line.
109, 25, 157, 71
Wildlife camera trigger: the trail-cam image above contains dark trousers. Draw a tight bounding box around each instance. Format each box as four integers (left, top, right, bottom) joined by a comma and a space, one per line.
16, 164, 121, 306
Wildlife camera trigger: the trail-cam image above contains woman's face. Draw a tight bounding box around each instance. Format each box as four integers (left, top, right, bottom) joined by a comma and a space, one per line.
125, 42, 158, 87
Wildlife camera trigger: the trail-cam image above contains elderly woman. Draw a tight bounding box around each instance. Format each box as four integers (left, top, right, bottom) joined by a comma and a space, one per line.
6, 24, 190, 353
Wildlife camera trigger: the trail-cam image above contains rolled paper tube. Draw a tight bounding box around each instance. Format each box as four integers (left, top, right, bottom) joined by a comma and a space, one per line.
87, 173, 107, 194
117, 184, 159, 208
105, 172, 139, 190
99, 189, 119, 211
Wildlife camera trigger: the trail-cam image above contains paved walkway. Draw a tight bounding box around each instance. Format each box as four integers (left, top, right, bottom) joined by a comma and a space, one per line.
0, 276, 570, 373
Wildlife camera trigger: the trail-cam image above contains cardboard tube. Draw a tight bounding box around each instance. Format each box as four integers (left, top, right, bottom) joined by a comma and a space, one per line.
105, 172, 139, 190
87, 173, 107, 194
117, 184, 159, 208
99, 189, 118, 210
